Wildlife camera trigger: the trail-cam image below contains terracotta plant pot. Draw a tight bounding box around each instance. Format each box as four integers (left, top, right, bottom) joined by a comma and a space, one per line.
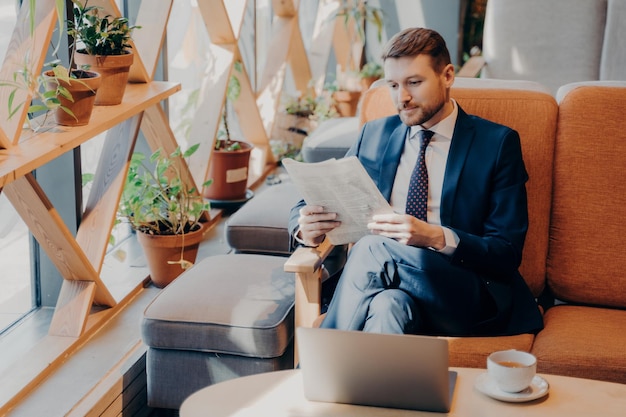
203, 141, 253, 201
74, 51, 134, 105
332, 90, 361, 117
45, 69, 101, 126
136, 222, 206, 288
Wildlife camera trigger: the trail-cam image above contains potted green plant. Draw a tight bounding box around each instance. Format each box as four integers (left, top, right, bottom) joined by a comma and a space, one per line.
203, 61, 253, 202
331, 0, 384, 116
271, 88, 317, 161
119, 144, 212, 288
41, 0, 105, 126
71, 0, 139, 105
358, 61, 383, 90
0, 0, 100, 129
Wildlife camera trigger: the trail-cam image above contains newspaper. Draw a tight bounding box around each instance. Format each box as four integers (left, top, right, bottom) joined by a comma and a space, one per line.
282, 156, 394, 245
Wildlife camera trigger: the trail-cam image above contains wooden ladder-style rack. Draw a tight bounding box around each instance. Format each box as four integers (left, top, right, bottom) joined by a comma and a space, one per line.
0, 0, 356, 339
0, 0, 182, 338
186, 0, 314, 191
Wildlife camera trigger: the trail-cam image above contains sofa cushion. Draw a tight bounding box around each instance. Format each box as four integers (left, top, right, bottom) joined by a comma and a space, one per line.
452, 81, 557, 297
142, 254, 294, 358
531, 305, 626, 384
226, 181, 301, 255
446, 334, 535, 369
548, 83, 626, 307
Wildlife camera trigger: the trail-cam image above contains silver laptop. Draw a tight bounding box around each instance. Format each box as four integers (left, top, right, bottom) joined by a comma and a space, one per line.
296, 327, 457, 413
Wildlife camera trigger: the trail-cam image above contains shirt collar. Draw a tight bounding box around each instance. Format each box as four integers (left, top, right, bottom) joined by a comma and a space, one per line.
409, 99, 458, 141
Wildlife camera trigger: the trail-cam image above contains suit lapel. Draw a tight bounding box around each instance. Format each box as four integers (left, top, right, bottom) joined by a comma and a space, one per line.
441, 106, 475, 226
379, 122, 409, 199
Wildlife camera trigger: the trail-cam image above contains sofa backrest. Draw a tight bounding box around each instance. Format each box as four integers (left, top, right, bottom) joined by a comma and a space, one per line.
359, 79, 558, 297
482, 0, 608, 95
547, 82, 626, 308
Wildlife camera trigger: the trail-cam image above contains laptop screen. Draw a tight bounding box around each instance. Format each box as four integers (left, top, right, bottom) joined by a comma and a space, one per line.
296, 327, 456, 412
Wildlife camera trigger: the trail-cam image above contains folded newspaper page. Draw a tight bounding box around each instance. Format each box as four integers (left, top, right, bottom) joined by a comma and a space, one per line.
282, 157, 394, 245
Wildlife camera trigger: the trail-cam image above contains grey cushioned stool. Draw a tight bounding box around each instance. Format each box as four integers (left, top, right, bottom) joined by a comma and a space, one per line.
226, 181, 302, 255
141, 254, 295, 410
300, 117, 359, 162
225, 180, 347, 284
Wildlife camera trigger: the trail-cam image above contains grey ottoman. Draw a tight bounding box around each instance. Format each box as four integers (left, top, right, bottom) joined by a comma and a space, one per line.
301, 117, 360, 162
225, 181, 301, 255
141, 254, 295, 409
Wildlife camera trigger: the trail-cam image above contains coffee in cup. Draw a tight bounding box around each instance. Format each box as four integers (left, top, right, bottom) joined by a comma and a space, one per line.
487, 350, 537, 392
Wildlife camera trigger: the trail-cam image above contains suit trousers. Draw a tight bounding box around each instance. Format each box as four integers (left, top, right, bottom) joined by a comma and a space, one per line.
320, 235, 496, 336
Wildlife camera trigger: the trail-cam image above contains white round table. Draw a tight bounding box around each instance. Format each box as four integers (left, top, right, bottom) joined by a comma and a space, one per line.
180, 367, 626, 417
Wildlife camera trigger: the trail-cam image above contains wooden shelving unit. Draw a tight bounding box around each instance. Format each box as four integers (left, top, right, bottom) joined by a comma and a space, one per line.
0, 0, 354, 339
187, 0, 322, 192
0, 0, 181, 338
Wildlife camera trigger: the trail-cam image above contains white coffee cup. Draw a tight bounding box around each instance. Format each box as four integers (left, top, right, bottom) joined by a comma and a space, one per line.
487, 350, 537, 393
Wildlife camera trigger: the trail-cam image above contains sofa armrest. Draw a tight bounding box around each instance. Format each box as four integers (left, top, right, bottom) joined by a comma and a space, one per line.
284, 238, 335, 330
284, 238, 336, 365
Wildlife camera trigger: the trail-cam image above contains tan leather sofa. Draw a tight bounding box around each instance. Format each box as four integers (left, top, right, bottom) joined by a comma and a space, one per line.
285, 79, 626, 384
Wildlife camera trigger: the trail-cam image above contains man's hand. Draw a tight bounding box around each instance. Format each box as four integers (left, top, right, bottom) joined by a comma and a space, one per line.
297, 205, 341, 247
367, 213, 445, 249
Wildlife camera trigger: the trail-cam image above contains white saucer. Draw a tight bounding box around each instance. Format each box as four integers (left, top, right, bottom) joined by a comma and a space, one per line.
475, 372, 549, 402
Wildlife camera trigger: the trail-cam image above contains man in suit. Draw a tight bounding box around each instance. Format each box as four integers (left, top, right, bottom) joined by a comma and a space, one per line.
289, 27, 543, 336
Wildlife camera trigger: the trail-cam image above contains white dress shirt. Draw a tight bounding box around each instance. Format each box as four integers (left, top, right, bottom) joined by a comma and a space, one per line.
389, 100, 460, 255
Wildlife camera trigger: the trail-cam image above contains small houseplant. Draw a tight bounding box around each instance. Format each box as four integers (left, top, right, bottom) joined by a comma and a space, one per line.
331, 0, 384, 116
42, 0, 106, 126
271, 87, 337, 161
119, 144, 212, 287
71, 0, 139, 105
203, 61, 253, 202
0, 0, 101, 128
358, 61, 383, 90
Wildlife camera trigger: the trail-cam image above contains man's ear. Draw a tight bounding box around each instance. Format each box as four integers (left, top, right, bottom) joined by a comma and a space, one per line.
442, 63, 455, 87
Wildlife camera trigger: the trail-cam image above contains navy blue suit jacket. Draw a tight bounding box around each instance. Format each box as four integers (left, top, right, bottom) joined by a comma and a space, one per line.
289, 106, 543, 335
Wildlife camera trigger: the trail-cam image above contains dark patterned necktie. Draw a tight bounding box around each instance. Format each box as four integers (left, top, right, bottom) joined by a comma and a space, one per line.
405, 130, 434, 221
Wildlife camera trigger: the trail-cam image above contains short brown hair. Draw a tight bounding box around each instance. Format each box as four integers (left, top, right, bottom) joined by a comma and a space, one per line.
382, 27, 451, 73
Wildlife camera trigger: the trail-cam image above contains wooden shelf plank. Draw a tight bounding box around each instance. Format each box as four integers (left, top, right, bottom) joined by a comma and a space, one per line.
0, 82, 181, 189
309, 0, 341, 93
3, 174, 116, 307
76, 116, 143, 273
197, 0, 240, 45
186, 44, 233, 193
49, 281, 97, 337
129, 0, 173, 82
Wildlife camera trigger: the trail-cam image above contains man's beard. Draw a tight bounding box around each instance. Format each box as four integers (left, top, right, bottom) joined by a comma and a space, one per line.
398, 98, 445, 127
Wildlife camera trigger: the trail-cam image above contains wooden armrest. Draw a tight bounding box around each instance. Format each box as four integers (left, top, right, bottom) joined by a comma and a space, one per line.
284, 238, 335, 366
284, 238, 335, 274
456, 55, 486, 78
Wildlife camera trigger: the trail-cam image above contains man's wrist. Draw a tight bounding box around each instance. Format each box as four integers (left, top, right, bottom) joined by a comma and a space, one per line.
437, 226, 459, 255
293, 227, 321, 248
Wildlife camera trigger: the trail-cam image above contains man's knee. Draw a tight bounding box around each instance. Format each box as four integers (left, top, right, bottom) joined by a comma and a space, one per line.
365, 290, 419, 334
350, 234, 388, 255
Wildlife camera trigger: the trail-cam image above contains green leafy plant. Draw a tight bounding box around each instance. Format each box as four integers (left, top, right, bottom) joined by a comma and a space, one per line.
0, 0, 72, 125
336, 0, 384, 45
119, 144, 212, 236
69, 3, 138, 57
0, 0, 122, 126
284, 92, 317, 118
332, 1, 385, 92
215, 61, 243, 151
358, 61, 383, 79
